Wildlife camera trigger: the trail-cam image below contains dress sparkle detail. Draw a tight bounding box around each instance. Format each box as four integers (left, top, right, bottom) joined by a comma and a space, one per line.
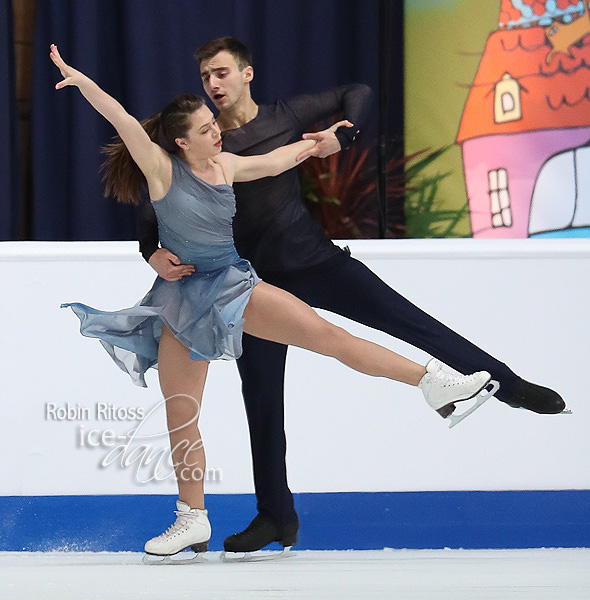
62, 155, 261, 387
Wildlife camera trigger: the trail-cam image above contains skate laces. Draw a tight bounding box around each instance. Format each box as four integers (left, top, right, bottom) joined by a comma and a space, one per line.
234, 514, 275, 541
431, 366, 476, 388
242, 515, 268, 536
159, 510, 197, 539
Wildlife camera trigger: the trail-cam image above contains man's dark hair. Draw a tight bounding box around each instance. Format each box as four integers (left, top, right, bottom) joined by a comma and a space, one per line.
195, 36, 253, 70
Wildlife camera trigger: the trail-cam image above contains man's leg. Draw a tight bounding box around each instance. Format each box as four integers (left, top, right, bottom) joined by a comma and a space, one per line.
271, 250, 563, 412
224, 332, 299, 552
237, 333, 297, 524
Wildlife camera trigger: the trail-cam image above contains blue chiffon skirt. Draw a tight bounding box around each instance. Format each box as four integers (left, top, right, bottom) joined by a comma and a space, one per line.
62, 258, 261, 387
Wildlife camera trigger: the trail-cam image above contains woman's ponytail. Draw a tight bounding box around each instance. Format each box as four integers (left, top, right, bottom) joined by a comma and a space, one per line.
100, 94, 206, 205
100, 113, 162, 205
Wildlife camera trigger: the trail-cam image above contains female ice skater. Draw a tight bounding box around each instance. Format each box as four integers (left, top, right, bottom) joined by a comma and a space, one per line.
51, 44, 494, 562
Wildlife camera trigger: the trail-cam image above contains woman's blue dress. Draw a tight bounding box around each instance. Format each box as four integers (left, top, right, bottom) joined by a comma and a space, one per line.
62, 155, 261, 387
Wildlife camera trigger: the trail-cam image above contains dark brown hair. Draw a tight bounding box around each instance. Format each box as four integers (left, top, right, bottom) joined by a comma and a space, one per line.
195, 36, 253, 70
101, 94, 205, 205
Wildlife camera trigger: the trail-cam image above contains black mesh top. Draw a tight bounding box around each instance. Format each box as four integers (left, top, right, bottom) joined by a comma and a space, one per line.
137, 84, 373, 274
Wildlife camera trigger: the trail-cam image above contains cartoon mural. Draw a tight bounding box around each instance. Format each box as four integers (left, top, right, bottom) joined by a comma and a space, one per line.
456, 0, 590, 238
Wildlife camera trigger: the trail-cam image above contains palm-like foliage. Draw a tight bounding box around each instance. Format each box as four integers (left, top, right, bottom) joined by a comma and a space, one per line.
299, 146, 381, 239
299, 143, 469, 238
403, 146, 469, 238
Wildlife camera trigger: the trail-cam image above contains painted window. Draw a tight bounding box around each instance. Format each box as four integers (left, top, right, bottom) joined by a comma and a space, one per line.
488, 168, 512, 228
494, 73, 522, 123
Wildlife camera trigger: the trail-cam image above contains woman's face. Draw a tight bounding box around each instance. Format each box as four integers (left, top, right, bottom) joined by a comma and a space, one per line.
175, 106, 222, 159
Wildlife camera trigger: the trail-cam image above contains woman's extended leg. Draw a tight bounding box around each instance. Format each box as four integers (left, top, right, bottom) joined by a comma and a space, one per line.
242, 282, 426, 386
158, 324, 209, 509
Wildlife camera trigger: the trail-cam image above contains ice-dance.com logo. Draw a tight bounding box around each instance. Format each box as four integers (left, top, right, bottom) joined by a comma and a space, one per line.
45, 396, 222, 485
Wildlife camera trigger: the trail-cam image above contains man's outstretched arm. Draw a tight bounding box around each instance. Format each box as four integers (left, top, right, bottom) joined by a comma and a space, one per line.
285, 83, 374, 160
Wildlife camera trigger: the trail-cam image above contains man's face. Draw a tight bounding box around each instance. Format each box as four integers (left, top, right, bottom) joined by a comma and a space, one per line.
200, 50, 252, 111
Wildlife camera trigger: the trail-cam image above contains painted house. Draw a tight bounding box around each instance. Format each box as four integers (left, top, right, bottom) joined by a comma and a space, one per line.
457, 0, 590, 238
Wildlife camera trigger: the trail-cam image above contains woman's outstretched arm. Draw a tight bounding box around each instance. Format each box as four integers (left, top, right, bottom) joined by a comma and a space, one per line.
215, 120, 353, 184
49, 44, 169, 194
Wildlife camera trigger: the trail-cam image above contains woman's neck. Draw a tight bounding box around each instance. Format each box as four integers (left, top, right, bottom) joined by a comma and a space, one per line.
181, 152, 210, 174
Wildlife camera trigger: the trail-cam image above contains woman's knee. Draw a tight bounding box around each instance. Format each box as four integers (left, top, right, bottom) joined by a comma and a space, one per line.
166, 393, 202, 429
311, 320, 349, 354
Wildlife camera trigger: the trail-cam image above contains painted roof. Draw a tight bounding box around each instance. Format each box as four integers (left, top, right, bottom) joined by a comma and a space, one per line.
457, 22, 590, 143
499, 0, 585, 30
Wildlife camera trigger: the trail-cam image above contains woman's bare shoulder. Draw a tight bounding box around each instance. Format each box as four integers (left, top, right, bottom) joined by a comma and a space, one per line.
212, 153, 236, 185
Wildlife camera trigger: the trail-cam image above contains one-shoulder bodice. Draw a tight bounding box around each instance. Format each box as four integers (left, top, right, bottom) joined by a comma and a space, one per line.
151, 155, 240, 271
62, 154, 261, 386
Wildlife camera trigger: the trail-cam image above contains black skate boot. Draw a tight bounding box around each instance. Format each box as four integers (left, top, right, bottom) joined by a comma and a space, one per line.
503, 380, 567, 414
222, 513, 299, 561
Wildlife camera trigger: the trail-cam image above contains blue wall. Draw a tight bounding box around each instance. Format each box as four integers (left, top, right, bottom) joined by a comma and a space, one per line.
2, 491, 589, 552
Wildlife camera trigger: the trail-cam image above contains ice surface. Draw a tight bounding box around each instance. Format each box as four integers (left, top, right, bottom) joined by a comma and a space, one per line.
1, 548, 589, 599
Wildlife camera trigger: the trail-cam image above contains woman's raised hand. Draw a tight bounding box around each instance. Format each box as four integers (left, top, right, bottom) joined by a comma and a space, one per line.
47, 42, 167, 191
49, 44, 84, 89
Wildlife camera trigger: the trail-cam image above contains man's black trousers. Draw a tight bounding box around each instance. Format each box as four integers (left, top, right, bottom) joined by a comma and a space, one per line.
236, 249, 521, 527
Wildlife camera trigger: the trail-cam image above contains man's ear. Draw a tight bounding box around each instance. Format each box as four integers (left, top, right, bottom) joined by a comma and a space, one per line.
243, 65, 254, 83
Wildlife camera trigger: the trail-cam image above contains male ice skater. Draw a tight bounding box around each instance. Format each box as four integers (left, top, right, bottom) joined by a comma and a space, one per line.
136, 36, 566, 555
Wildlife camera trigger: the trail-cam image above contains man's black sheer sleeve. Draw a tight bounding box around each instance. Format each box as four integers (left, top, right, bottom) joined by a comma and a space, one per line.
283, 84, 374, 149
136, 190, 159, 263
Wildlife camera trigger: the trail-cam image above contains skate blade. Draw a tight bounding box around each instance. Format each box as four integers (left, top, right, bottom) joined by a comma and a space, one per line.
447, 379, 500, 429
142, 551, 208, 565
515, 407, 572, 414
220, 547, 295, 563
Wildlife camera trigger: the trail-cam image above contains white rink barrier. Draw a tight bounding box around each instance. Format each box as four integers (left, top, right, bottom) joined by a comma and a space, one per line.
1, 239, 589, 498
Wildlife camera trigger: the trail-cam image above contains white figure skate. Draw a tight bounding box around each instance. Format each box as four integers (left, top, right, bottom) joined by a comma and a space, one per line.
142, 500, 211, 565
419, 358, 499, 428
